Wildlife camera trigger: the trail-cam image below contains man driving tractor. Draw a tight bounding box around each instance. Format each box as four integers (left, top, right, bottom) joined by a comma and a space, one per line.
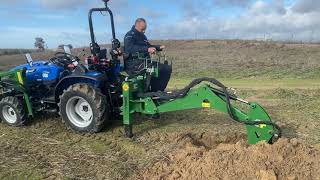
124, 18, 172, 92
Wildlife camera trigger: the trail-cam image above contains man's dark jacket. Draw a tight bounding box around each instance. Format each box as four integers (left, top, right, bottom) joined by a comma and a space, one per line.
123, 26, 172, 91
124, 26, 161, 58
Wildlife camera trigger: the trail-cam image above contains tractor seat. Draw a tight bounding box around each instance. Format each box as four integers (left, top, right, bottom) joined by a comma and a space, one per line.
98, 48, 107, 59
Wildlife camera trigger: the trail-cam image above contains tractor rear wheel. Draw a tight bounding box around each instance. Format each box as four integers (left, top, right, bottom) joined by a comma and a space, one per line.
0, 96, 26, 126
59, 84, 108, 133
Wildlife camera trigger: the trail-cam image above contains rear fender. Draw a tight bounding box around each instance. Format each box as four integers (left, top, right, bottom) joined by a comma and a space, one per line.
54, 75, 107, 102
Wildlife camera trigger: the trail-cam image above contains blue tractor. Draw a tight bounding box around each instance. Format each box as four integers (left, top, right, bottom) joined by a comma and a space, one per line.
0, 0, 123, 133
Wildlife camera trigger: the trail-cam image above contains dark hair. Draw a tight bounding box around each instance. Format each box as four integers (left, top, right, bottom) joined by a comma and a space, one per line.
135, 18, 146, 25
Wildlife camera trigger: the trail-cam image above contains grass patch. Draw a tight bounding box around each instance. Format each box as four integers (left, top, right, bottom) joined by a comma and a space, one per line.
168, 78, 320, 89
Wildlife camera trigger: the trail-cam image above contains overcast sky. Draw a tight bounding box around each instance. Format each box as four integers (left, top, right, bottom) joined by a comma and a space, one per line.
0, 0, 319, 48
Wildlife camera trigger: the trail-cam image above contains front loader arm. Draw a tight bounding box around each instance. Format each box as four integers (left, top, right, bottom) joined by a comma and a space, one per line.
0, 69, 33, 117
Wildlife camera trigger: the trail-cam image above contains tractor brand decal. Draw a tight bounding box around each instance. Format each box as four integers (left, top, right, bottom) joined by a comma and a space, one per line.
202, 102, 211, 108
42, 71, 49, 78
122, 83, 129, 91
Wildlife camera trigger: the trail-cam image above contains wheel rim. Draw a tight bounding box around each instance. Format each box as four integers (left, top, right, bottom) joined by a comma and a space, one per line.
65, 96, 93, 128
2, 105, 17, 124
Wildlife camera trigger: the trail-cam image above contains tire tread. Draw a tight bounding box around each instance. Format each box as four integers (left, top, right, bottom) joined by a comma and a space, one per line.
0, 96, 26, 126
59, 83, 108, 133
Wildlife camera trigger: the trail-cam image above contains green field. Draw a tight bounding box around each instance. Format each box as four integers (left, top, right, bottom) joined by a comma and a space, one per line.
169, 78, 320, 89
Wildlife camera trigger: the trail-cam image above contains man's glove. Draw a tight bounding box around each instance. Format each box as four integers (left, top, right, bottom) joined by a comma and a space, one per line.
148, 47, 156, 54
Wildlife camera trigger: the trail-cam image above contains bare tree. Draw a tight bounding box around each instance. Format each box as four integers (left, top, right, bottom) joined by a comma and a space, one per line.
34, 37, 46, 51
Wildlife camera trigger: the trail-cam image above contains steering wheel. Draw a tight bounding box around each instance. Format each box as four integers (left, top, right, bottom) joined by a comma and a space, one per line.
50, 52, 80, 67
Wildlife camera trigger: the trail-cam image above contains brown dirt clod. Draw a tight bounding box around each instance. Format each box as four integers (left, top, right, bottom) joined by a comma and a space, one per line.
142, 133, 320, 180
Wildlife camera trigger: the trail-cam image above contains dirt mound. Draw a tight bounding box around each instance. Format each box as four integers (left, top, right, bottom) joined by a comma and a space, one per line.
142, 133, 320, 180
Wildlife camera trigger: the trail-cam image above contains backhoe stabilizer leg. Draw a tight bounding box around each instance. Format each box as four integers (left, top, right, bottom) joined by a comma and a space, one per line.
124, 124, 133, 138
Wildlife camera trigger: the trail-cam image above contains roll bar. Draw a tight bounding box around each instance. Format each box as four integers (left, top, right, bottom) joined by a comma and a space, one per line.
88, 0, 120, 56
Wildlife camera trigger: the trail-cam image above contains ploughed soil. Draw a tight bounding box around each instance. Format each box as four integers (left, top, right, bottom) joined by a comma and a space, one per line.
142, 132, 320, 180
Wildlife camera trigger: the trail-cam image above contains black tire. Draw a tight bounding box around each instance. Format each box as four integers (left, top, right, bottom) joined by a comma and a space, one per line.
59, 84, 108, 133
0, 96, 26, 126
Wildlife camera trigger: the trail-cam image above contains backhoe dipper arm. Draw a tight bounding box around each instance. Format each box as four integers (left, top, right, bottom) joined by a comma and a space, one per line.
155, 85, 279, 144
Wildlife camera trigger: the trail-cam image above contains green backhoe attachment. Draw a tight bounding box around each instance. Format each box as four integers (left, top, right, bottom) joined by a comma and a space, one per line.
121, 54, 281, 145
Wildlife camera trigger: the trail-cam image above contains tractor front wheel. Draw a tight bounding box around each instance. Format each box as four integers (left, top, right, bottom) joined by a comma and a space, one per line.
59, 84, 108, 133
0, 96, 26, 126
